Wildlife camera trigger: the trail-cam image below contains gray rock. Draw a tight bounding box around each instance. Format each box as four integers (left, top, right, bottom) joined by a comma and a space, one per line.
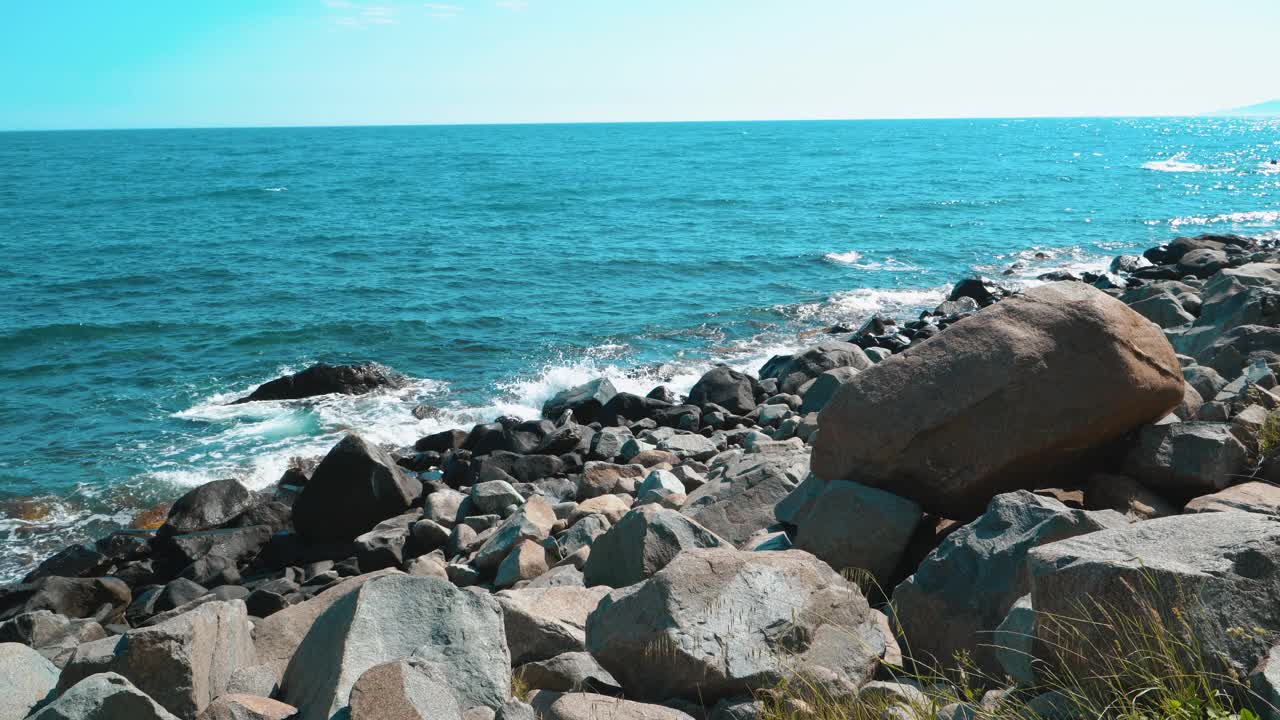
890, 491, 1126, 676
1124, 421, 1249, 496
161, 479, 256, 537
1127, 293, 1195, 328
708, 697, 765, 720
348, 658, 462, 720
527, 691, 695, 720
586, 548, 885, 703
0, 611, 106, 668
680, 439, 810, 546
791, 480, 921, 587
582, 505, 728, 588
496, 701, 535, 720
197, 694, 297, 720
224, 664, 281, 698
1083, 474, 1178, 521
280, 575, 509, 720
1249, 644, 1280, 720
0, 642, 59, 720
1184, 365, 1229, 403
687, 367, 760, 416
760, 343, 873, 396
554, 514, 610, 558
588, 428, 632, 462
543, 379, 618, 425
576, 463, 645, 500
515, 652, 620, 694
1029, 511, 1280, 693
813, 282, 1185, 517
58, 600, 256, 719
474, 497, 557, 573
636, 469, 684, 500
798, 367, 861, 415
406, 552, 449, 579
292, 434, 422, 543
472, 480, 525, 515
425, 489, 466, 526
494, 540, 550, 589
655, 434, 718, 462
992, 594, 1036, 686
496, 586, 610, 665
353, 513, 416, 572
29, 672, 180, 720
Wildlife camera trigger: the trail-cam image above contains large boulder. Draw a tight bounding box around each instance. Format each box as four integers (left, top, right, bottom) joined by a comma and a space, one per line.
798, 367, 862, 415
789, 480, 922, 587
680, 439, 810, 546
759, 343, 873, 396
1029, 512, 1280, 691
542, 379, 618, 425
347, 658, 461, 720
586, 548, 884, 704
58, 600, 256, 719
0, 642, 59, 720
0, 611, 106, 669
687, 367, 760, 416
29, 672, 180, 720
890, 491, 1126, 675
812, 282, 1184, 516
280, 575, 510, 720
527, 691, 694, 720
234, 362, 405, 403
582, 505, 728, 588
496, 586, 611, 665
160, 479, 256, 536
292, 434, 422, 543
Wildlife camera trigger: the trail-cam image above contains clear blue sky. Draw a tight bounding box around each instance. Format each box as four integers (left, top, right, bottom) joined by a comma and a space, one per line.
1, 0, 1276, 130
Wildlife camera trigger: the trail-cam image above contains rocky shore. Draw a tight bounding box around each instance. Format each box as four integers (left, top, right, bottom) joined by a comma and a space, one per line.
5, 232, 1280, 719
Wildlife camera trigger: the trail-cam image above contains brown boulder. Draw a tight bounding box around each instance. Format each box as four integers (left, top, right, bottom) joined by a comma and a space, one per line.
812, 282, 1183, 516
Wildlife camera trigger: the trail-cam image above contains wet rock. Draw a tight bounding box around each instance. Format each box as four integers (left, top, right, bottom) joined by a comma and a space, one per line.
159, 479, 257, 537
759, 343, 872, 396
292, 434, 422, 544
234, 362, 405, 403
813, 282, 1184, 516
687, 367, 761, 416
0, 576, 131, 623
797, 367, 861, 415
586, 548, 884, 703
543, 379, 618, 426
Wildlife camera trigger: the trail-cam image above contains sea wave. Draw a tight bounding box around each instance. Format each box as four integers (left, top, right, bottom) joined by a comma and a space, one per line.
1141, 153, 1233, 174
1160, 210, 1280, 230
822, 251, 923, 272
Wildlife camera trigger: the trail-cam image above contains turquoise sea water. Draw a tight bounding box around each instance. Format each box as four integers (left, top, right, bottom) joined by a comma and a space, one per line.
2, 117, 1279, 579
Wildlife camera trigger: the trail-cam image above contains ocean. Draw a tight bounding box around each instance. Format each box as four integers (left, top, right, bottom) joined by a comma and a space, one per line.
2, 117, 1279, 580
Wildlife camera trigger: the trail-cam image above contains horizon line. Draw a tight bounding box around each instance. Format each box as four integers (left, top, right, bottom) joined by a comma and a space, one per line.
3, 111, 1277, 134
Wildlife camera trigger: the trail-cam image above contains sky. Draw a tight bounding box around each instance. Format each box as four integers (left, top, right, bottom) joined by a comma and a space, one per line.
1, 0, 1277, 130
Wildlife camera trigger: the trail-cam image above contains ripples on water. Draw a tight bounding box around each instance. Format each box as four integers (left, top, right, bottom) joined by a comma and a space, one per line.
1, 117, 1279, 579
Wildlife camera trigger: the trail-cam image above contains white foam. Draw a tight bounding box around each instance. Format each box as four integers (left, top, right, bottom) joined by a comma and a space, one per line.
823, 251, 922, 273
262, 187, 288, 192
823, 250, 863, 265
1141, 152, 1232, 174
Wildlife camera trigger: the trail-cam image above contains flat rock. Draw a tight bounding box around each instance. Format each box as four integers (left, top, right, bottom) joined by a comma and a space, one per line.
527, 691, 695, 720
812, 282, 1184, 516
1183, 481, 1280, 515
586, 548, 884, 704
197, 694, 298, 720
680, 439, 810, 546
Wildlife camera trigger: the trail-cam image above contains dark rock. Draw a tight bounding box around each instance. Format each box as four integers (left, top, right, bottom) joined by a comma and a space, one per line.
23, 544, 111, 583
234, 362, 405, 403
582, 505, 728, 588
159, 479, 256, 537
0, 576, 131, 623
415, 429, 469, 453
542, 379, 618, 425
758, 343, 872, 396
1124, 421, 1249, 498
154, 578, 208, 613
598, 393, 670, 428
646, 385, 680, 404
28, 672, 180, 720
292, 434, 422, 544
687, 367, 760, 416
948, 276, 1009, 307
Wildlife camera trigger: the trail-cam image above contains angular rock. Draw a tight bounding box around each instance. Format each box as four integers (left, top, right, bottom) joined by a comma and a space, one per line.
1124, 421, 1249, 497
798, 367, 861, 415
687, 367, 760, 416
0, 577, 131, 623
474, 497, 557, 573
29, 672, 180, 720
22, 544, 111, 584
515, 652, 620, 694
760, 343, 873, 396
235, 362, 405, 403
0, 642, 59, 720
425, 489, 466, 527
292, 434, 422, 543
160, 479, 256, 537
1083, 474, 1178, 521
543, 379, 618, 425
280, 575, 510, 720
496, 586, 610, 666
348, 658, 462, 720
586, 548, 884, 703
0, 611, 106, 669
582, 505, 728, 588
1029, 511, 1280, 690
680, 439, 810, 546
59, 600, 256, 719
813, 282, 1185, 516
527, 691, 694, 720
576, 463, 644, 500
472, 480, 525, 515
494, 540, 550, 589
790, 480, 922, 587
890, 491, 1126, 675
655, 434, 717, 462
